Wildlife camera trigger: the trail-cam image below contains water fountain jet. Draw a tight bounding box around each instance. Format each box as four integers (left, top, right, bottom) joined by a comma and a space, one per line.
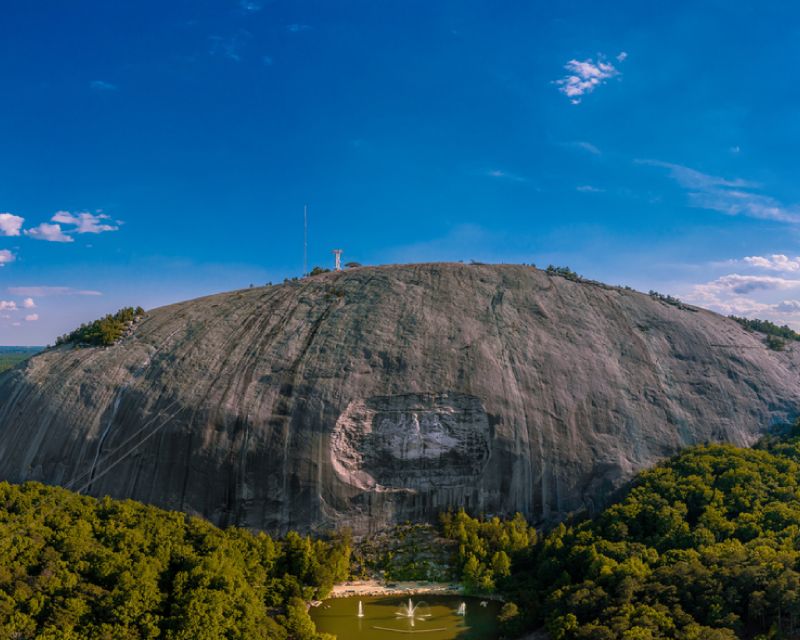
395, 598, 432, 627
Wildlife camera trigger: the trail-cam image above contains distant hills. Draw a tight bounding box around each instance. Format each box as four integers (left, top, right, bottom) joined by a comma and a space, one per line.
0, 346, 43, 373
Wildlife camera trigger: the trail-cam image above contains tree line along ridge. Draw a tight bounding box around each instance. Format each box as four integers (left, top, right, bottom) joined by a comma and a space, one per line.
55, 306, 146, 347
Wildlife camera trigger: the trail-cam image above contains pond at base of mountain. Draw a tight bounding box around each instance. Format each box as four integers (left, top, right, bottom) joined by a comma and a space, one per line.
310, 595, 501, 640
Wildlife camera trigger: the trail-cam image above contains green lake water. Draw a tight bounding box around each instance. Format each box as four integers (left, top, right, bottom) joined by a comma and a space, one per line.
310, 595, 501, 640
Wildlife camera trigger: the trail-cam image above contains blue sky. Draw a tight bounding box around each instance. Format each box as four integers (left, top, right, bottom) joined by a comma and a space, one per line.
3, 0, 800, 344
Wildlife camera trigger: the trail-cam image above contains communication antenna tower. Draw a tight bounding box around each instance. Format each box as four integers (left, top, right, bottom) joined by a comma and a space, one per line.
303, 204, 308, 276
332, 249, 343, 271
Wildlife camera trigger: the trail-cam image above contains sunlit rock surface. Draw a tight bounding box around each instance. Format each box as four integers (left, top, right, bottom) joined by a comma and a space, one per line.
1, 263, 799, 534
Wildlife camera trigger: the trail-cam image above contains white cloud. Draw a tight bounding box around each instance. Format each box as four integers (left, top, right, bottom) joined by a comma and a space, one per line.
23, 211, 119, 243
52, 211, 119, 234
486, 169, 527, 182
0, 301, 17, 311
240, 0, 263, 11
25, 223, 73, 243
286, 24, 311, 33
684, 274, 800, 319
0, 249, 14, 267
24, 313, 38, 322
576, 185, 604, 193
90, 80, 117, 91
743, 254, 800, 272
640, 160, 800, 223
708, 274, 798, 295
0, 213, 24, 236
22, 297, 35, 308
616, 51, 628, 62
8, 286, 101, 297
555, 53, 625, 104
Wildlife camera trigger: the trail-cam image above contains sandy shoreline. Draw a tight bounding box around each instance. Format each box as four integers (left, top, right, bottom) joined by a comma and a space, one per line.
328, 580, 463, 599
327, 580, 506, 602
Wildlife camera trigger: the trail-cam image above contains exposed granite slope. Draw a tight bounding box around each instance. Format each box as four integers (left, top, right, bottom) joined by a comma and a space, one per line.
1, 263, 798, 534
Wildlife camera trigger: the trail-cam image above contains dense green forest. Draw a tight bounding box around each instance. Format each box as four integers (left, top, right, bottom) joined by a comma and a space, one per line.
443, 427, 800, 639
0, 346, 42, 373
0, 482, 349, 639
55, 307, 146, 347
8, 429, 800, 639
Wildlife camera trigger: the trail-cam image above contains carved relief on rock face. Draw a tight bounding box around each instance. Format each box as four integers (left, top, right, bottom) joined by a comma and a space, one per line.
330, 392, 491, 492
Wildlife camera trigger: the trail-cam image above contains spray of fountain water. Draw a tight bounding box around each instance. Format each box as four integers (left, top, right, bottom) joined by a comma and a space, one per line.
395, 598, 432, 627
457, 602, 466, 616
357, 601, 364, 618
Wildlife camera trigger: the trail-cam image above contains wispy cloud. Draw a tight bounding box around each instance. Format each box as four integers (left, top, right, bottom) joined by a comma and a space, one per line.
90, 80, 117, 91
286, 23, 311, 33
576, 185, 604, 193
555, 53, 626, 104
0, 213, 24, 236
0, 301, 17, 311
25, 223, 73, 243
52, 211, 118, 234
7, 286, 102, 297
486, 169, 527, 182
209, 31, 252, 62
240, 0, 263, 11
0, 249, 15, 267
570, 141, 602, 156
22, 297, 36, 309
639, 160, 800, 223
25, 313, 38, 322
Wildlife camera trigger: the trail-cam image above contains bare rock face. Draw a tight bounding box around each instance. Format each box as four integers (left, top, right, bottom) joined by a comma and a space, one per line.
331, 393, 491, 491
1, 263, 799, 534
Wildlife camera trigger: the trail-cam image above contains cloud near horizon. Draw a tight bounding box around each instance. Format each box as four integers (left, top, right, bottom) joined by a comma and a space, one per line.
555, 53, 626, 104
683, 272, 800, 323
7, 286, 101, 297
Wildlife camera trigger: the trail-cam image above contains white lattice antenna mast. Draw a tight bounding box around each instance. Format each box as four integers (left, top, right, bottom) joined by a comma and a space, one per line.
303, 204, 308, 276
332, 249, 343, 271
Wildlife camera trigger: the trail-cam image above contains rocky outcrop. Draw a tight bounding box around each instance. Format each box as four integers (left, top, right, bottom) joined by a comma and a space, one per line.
0, 263, 799, 534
